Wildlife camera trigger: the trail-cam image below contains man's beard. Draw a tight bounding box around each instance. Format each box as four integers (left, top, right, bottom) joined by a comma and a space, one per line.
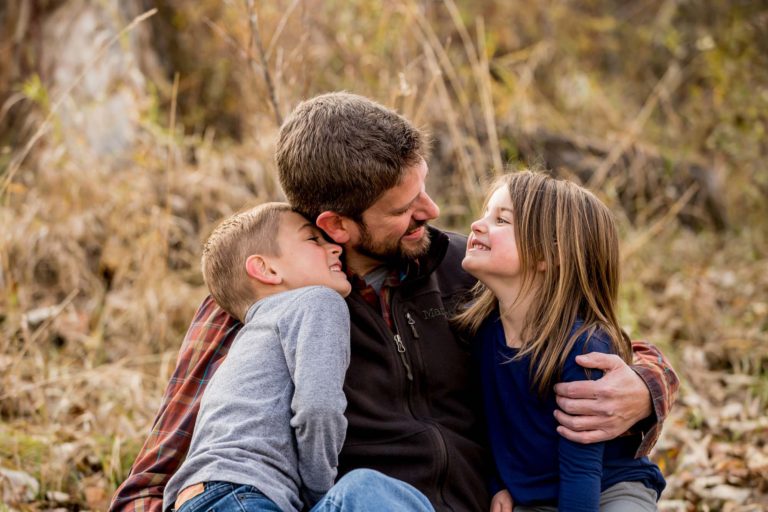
354, 220, 431, 265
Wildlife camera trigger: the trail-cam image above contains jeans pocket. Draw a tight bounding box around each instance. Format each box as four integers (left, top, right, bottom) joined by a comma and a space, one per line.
233, 489, 282, 512
179, 482, 235, 512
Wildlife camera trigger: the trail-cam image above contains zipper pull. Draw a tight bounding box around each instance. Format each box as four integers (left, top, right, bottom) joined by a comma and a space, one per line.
393, 334, 413, 381
405, 312, 420, 339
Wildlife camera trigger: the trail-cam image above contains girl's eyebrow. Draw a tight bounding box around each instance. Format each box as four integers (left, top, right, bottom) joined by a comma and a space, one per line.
487, 205, 513, 214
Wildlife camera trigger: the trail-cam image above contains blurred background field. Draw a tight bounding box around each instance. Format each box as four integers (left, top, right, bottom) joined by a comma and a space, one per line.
0, 0, 766, 510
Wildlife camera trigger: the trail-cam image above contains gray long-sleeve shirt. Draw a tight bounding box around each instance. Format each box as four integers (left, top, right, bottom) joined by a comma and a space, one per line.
163, 286, 350, 512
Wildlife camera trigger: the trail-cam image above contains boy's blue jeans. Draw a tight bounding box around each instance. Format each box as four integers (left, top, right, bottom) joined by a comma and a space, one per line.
176, 468, 435, 512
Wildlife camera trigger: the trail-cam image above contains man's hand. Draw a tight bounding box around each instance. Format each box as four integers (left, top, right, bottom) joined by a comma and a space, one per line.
490, 489, 513, 512
553, 352, 652, 444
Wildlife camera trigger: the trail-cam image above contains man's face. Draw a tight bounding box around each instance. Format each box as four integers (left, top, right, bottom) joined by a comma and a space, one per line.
349, 158, 440, 273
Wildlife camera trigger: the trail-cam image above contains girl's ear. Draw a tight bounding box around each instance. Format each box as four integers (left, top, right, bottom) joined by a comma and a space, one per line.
315, 211, 352, 244
245, 255, 282, 285
537, 260, 548, 272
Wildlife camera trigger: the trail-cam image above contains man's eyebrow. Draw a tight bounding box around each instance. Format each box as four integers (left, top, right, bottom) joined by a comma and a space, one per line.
390, 167, 428, 213
392, 197, 417, 213
390, 189, 423, 214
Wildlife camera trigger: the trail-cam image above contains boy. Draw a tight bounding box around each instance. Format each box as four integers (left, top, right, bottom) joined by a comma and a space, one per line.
163, 202, 352, 512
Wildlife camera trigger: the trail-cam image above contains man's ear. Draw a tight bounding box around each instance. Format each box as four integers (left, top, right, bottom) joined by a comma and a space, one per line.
245, 255, 282, 285
316, 211, 353, 244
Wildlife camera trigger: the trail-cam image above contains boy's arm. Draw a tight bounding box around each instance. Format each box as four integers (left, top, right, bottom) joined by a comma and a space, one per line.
108, 296, 241, 512
285, 288, 351, 506
553, 341, 679, 457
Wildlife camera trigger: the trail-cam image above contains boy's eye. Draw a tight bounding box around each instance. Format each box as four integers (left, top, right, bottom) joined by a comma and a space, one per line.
307, 235, 320, 243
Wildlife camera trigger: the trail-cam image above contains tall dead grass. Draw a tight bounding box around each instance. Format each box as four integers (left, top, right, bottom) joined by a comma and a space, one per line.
1, 0, 766, 510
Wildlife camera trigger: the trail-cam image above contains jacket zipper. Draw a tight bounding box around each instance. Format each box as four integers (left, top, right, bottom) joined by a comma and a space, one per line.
428, 421, 451, 510
392, 299, 453, 510
393, 333, 413, 381
405, 311, 420, 338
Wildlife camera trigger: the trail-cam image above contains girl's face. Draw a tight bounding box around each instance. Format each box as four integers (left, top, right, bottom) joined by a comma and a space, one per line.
462, 185, 522, 285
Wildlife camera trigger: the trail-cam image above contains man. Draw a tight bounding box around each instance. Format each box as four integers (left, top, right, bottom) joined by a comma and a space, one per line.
111, 93, 678, 512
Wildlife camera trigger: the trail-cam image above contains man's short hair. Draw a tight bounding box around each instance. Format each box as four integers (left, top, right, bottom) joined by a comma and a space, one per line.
201, 202, 292, 321
276, 92, 426, 223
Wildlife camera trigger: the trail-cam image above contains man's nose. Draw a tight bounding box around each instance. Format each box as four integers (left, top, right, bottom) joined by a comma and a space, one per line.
414, 192, 440, 221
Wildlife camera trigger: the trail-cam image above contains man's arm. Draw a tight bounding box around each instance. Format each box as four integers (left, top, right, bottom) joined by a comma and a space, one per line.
108, 296, 241, 512
553, 341, 679, 457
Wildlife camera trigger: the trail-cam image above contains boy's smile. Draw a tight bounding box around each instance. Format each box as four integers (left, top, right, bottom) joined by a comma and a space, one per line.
271, 212, 352, 297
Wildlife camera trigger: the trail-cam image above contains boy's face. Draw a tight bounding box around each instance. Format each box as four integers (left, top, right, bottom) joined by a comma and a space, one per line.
271, 211, 352, 297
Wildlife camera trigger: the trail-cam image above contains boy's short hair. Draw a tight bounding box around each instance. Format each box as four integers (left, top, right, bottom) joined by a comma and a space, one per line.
201, 202, 292, 321
276, 92, 426, 223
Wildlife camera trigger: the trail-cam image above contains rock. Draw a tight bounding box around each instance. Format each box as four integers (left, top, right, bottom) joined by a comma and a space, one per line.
0, 466, 40, 503
39, 0, 152, 169
46, 490, 71, 503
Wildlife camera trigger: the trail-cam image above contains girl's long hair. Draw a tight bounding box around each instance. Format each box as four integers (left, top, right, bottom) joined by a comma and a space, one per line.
454, 171, 632, 396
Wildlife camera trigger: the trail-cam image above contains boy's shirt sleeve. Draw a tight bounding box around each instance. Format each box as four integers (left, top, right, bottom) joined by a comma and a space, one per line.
282, 287, 351, 507
629, 341, 680, 457
108, 295, 241, 512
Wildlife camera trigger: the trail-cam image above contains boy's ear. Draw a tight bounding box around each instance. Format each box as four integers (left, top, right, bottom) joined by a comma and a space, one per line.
245, 255, 282, 285
315, 211, 353, 244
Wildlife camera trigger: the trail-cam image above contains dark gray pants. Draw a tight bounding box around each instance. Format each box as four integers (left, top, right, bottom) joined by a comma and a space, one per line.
514, 481, 658, 512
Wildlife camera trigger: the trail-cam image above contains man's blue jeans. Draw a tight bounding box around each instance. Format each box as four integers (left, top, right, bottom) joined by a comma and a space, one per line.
177, 469, 435, 511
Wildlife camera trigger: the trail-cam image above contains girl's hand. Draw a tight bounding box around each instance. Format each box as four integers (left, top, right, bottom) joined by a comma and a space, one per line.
490, 489, 513, 512
552, 352, 652, 443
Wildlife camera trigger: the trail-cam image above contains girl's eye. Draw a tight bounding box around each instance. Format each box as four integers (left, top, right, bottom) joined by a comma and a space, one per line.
496, 217, 510, 224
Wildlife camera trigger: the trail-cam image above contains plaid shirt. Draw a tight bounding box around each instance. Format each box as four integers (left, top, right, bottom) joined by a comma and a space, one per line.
109, 296, 241, 512
629, 340, 680, 453
347, 266, 404, 329
109, 292, 678, 512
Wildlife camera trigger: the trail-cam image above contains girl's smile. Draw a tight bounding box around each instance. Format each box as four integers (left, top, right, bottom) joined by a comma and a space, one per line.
462, 185, 522, 284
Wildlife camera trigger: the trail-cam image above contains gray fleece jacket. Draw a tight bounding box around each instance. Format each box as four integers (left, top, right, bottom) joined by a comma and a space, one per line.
162, 286, 351, 512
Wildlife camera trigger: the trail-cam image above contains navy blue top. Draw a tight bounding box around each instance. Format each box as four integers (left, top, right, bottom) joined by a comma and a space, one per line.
476, 312, 665, 511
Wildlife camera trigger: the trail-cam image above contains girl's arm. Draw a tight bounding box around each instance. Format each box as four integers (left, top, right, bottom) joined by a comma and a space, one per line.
556, 335, 609, 512
558, 437, 604, 512
552, 341, 679, 456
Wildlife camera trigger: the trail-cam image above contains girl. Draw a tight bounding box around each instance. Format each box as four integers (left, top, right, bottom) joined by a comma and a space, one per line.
456, 171, 665, 512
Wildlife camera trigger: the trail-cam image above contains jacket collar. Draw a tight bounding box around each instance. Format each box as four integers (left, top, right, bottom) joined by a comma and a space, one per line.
400, 226, 450, 283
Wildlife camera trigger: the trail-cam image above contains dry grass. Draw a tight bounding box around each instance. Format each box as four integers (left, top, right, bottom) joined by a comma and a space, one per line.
1, 0, 766, 510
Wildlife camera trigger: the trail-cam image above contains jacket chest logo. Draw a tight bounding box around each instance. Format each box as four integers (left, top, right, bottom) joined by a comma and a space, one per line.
421, 307, 447, 320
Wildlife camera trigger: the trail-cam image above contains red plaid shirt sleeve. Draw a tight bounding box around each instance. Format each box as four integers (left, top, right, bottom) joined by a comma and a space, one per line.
109, 296, 241, 512
630, 340, 680, 457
